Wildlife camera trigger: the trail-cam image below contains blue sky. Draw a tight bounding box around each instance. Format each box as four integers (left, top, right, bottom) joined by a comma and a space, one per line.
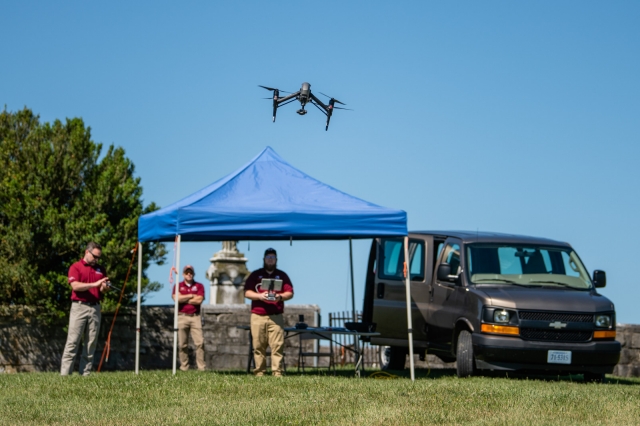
2, 2, 639, 323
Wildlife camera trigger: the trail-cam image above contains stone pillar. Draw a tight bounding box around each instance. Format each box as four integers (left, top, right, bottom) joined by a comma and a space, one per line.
205, 241, 250, 304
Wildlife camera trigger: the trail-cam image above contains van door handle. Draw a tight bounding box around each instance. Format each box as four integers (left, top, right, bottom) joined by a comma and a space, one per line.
377, 283, 385, 299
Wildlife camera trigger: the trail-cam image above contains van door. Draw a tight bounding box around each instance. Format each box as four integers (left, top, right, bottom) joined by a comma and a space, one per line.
427, 238, 463, 346
372, 238, 426, 342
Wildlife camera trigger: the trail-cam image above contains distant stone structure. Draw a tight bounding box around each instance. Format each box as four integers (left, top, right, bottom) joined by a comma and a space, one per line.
205, 241, 250, 304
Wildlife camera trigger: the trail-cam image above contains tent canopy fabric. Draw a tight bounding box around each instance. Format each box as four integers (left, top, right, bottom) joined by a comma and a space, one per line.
138, 147, 407, 242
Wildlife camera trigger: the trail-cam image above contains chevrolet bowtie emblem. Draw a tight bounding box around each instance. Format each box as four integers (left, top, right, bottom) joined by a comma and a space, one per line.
549, 321, 567, 329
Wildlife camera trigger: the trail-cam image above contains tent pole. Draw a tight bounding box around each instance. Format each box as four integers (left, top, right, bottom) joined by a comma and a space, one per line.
349, 238, 356, 322
173, 235, 181, 375
135, 242, 142, 375
404, 236, 415, 381
349, 238, 360, 371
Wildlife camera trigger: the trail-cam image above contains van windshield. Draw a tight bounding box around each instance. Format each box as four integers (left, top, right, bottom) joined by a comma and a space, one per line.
466, 244, 592, 290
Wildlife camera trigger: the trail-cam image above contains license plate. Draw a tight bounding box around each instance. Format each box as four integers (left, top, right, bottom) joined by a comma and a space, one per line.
547, 350, 572, 364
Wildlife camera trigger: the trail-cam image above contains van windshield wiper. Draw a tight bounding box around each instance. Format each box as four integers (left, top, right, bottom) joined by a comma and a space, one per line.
473, 278, 516, 284
527, 280, 589, 290
473, 278, 542, 287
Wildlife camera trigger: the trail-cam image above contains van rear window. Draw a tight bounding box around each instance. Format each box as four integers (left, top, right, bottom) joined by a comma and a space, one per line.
379, 239, 425, 281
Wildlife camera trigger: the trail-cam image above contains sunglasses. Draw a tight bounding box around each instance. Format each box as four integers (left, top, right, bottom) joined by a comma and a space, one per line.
88, 251, 101, 260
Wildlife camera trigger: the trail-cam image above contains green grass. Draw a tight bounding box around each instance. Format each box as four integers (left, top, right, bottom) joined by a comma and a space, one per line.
0, 369, 639, 425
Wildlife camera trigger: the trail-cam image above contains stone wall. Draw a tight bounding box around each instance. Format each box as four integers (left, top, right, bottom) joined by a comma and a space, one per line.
200, 304, 321, 371
0, 304, 320, 373
1, 306, 638, 377
0, 306, 69, 373
0, 305, 179, 373
613, 324, 640, 377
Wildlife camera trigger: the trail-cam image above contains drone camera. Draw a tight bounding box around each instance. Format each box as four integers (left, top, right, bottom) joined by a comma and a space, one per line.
296, 109, 307, 115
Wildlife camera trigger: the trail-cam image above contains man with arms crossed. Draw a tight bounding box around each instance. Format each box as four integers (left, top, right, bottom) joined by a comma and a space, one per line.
244, 248, 294, 377
60, 242, 109, 376
172, 265, 206, 371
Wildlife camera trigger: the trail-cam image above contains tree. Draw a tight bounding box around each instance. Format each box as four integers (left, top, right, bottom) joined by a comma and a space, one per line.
0, 107, 166, 321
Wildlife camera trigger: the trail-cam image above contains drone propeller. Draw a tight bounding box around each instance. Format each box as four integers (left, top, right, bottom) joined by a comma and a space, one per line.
319, 92, 347, 105
259, 85, 290, 94
333, 106, 353, 111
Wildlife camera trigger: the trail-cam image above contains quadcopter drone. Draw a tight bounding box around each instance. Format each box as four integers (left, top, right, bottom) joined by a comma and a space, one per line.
259, 82, 351, 131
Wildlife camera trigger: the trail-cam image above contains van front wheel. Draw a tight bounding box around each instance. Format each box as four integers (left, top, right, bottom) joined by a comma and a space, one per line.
456, 330, 476, 377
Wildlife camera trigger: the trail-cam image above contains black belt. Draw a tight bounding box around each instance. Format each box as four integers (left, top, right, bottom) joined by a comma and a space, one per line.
178, 313, 200, 316
72, 300, 99, 306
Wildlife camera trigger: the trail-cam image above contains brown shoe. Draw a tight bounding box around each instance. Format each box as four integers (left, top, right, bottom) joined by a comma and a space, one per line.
272, 372, 283, 377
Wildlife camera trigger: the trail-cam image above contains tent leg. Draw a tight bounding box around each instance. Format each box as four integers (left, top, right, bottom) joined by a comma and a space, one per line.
173, 235, 181, 375
349, 238, 360, 373
349, 238, 356, 322
135, 242, 142, 375
404, 237, 415, 381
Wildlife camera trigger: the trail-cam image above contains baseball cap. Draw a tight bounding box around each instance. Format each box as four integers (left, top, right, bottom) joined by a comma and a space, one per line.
264, 248, 277, 257
183, 265, 195, 274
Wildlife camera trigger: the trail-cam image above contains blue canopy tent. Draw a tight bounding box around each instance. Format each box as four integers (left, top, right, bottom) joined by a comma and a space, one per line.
138, 146, 407, 241
135, 147, 416, 379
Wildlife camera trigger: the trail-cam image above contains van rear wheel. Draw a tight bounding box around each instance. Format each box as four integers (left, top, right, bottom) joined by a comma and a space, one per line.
380, 346, 408, 370
456, 330, 476, 377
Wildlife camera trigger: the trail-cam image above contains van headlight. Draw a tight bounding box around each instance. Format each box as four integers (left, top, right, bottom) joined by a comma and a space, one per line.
595, 314, 611, 328
494, 310, 510, 323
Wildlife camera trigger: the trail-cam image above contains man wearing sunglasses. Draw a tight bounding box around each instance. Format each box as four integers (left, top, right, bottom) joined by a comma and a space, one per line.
172, 265, 206, 371
60, 242, 109, 376
244, 248, 294, 377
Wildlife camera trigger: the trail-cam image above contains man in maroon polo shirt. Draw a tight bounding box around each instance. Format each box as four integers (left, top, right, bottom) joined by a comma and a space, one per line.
172, 265, 206, 371
244, 248, 294, 377
60, 242, 109, 376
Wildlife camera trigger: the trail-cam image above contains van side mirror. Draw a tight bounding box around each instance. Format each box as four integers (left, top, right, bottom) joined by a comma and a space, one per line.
437, 263, 451, 281
593, 270, 606, 288
437, 263, 461, 283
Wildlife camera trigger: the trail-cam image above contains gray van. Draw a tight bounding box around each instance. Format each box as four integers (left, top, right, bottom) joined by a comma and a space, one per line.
362, 231, 620, 381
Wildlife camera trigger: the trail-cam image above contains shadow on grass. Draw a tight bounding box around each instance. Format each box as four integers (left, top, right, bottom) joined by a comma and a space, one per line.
376, 368, 640, 385
153, 367, 640, 385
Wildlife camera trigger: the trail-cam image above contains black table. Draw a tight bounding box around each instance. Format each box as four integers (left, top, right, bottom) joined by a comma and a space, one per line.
237, 325, 379, 376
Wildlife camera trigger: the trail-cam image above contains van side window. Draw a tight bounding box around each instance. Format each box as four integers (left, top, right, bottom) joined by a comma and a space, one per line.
409, 241, 425, 281
435, 242, 444, 263
379, 239, 425, 281
442, 243, 461, 275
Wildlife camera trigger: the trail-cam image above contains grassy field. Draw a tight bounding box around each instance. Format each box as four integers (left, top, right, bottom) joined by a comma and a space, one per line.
0, 369, 639, 425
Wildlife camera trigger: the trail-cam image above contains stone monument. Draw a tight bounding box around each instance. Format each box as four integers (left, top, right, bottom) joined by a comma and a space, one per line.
205, 241, 250, 304
200, 241, 322, 370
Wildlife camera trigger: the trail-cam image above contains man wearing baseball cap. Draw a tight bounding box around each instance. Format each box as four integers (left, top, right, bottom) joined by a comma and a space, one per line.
172, 264, 206, 371
244, 248, 294, 377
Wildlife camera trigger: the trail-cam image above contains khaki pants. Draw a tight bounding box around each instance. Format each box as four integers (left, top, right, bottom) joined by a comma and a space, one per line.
250, 313, 285, 375
60, 302, 101, 376
178, 314, 205, 371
